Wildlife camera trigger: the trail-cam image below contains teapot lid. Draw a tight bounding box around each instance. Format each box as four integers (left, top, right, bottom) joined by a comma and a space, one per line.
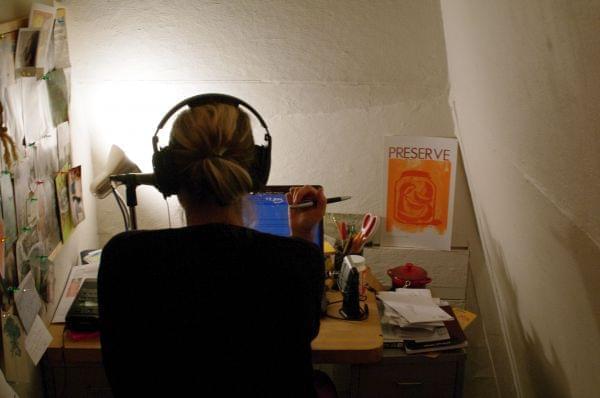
387, 262, 429, 280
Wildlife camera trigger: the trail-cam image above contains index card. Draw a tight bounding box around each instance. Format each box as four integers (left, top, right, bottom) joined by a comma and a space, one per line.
14, 272, 42, 333
24, 315, 52, 366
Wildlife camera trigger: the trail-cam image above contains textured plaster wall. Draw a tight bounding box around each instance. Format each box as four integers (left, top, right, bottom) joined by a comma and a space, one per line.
441, 1, 600, 396
64, 0, 460, 243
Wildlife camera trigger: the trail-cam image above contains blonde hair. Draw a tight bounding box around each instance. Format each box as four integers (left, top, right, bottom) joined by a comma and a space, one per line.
169, 103, 255, 206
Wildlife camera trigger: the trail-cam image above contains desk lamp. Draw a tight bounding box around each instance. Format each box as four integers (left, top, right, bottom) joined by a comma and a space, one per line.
91, 145, 155, 230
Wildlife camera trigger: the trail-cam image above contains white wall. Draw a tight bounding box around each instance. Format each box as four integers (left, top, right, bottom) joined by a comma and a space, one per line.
441, 1, 600, 396
65, 0, 461, 243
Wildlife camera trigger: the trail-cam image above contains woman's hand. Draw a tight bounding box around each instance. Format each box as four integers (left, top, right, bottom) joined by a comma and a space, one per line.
286, 185, 326, 242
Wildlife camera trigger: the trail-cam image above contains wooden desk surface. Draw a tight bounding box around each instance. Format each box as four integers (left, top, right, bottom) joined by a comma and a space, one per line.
47, 269, 384, 365
311, 289, 383, 364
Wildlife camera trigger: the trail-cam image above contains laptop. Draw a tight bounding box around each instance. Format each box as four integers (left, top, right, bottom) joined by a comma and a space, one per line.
247, 185, 324, 251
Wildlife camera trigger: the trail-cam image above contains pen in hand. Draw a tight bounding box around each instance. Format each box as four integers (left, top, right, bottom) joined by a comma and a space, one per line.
289, 196, 351, 209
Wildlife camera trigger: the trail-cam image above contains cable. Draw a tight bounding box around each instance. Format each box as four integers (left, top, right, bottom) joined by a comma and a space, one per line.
111, 184, 130, 231
165, 197, 172, 228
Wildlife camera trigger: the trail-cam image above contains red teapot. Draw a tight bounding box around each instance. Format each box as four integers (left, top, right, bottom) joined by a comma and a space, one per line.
387, 263, 432, 289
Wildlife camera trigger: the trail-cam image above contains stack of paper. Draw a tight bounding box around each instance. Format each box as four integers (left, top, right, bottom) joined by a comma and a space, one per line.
378, 289, 453, 327
378, 288, 456, 349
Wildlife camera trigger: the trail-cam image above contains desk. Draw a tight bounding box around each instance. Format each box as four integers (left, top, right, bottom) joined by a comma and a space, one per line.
43, 269, 464, 397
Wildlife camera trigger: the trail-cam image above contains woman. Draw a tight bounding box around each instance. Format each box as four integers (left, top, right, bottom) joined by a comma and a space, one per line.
98, 102, 328, 397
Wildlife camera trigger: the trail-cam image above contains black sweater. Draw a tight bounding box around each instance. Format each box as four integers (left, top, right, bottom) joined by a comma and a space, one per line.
98, 223, 324, 397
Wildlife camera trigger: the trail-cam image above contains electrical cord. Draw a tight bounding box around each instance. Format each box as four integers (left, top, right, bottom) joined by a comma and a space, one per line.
111, 184, 130, 230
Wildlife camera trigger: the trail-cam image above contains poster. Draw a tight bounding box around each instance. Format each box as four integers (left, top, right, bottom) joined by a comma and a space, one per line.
382, 136, 458, 250
45, 69, 69, 127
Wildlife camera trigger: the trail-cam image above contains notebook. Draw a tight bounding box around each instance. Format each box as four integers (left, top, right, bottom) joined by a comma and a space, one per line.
248, 185, 324, 250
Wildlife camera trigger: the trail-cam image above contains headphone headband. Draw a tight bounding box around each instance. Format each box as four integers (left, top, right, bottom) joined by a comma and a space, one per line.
153, 93, 270, 152
151, 93, 272, 198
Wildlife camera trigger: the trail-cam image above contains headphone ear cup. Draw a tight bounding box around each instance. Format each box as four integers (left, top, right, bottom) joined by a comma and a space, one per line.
251, 145, 271, 191
153, 147, 179, 197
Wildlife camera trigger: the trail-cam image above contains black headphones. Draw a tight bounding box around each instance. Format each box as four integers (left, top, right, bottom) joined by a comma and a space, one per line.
152, 93, 272, 197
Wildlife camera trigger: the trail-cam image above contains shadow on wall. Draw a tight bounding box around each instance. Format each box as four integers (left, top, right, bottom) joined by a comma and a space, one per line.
485, 223, 569, 398
550, 224, 600, 333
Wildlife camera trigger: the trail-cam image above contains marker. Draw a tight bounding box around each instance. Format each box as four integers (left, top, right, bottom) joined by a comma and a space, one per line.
289, 196, 351, 209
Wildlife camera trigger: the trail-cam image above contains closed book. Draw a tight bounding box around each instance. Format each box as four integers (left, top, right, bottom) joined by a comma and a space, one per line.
404, 306, 468, 354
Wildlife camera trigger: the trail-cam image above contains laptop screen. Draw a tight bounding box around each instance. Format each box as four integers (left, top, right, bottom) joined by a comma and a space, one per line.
247, 187, 324, 250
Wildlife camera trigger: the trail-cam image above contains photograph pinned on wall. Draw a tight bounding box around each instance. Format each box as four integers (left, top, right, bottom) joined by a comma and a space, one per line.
53, 10, 70, 70
45, 69, 69, 127
0, 34, 16, 93
382, 136, 458, 251
21, 77, 48, 144
15, 28, 41, 76
35, 177, 61, 255
56, 121, 71, 171
67, 166, 84, 226
0, 172, 18, 249
29, 3, 56, 72
55, 171, 73, 242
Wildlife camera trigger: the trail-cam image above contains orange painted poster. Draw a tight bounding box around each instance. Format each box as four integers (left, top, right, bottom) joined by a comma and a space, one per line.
382, 136, 458, 250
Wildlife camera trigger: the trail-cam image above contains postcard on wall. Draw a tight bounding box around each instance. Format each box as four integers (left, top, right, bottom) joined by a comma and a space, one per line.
21, 77, 47, 143
53, 14, 71, 69
68, 166, 84, 226
56, 122, 71, 171
0, 172, 18, 249
15, 28, 41, 77
29, 3, 56, 72
382, 136, 458, 250
55, 171, 73, 241
45, 69, 69, 127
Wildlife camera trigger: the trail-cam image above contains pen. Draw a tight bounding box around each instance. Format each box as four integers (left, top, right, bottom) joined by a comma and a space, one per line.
289, 196, 351, 209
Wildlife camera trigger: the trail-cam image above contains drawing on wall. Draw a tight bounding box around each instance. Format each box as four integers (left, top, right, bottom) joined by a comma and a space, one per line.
14, 28, 40, 72
68, 166, 84, 226
55, 171, 73, 241
382, 136, 458, 251
2, 315, 22, 357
